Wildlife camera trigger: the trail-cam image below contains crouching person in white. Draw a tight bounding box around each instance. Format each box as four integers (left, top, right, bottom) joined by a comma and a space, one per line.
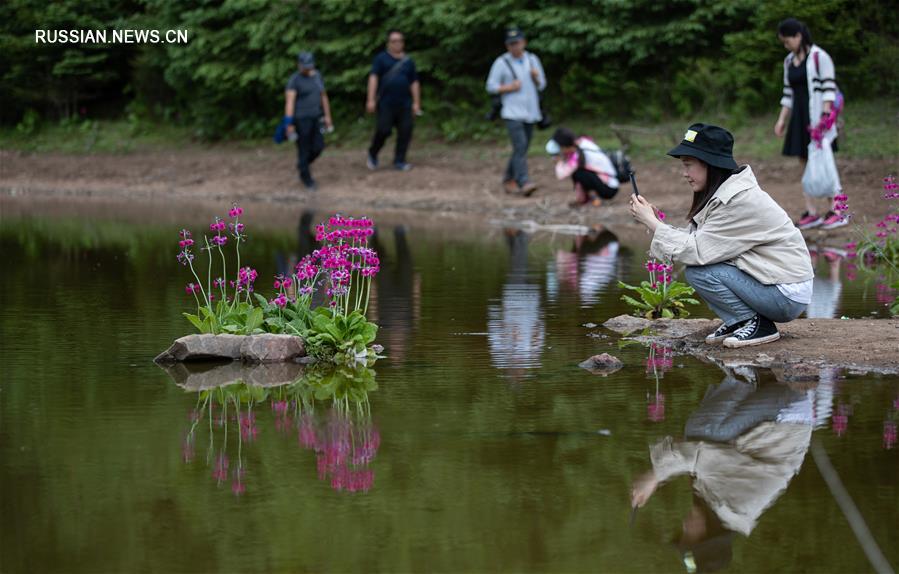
629, 123, 813, 348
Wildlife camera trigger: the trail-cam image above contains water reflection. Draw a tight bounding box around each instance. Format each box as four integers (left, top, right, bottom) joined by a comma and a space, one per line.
546, 225, 621, 307
167, 363, 379, 495
369, 225, 421, 366
808, 246, 844, 318
488, 230, 546, 379
632, 366, 817, 572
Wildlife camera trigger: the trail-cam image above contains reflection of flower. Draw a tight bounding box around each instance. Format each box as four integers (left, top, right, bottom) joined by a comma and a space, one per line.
884, 421, 897, 450
212, 452, 229, 482
647, 394, 665, 422
645, 344, 674, 377
305, 410, 379, 493
180, 365, 379, 496
833, 403, 852, 437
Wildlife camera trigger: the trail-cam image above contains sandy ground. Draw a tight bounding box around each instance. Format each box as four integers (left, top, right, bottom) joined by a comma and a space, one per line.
603, 315, 899, 375
1, 144, 895, 248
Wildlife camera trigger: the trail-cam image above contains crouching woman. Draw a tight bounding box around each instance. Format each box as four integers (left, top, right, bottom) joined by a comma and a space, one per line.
629, 123, 813, 348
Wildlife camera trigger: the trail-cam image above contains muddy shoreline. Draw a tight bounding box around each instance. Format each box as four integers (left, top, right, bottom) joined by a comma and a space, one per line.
603, 315, 899, 375
2, 146, 894, 248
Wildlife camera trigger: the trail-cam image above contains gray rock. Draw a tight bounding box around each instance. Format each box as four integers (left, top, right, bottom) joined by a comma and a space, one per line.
154, 334, 245, 363
579, 353, 624, 376
603, 315, 719, 340
240, 334, 305, 363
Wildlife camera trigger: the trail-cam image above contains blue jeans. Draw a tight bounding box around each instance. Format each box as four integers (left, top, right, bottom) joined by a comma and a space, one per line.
504, 120, 534, 186
684, 263, 807, 326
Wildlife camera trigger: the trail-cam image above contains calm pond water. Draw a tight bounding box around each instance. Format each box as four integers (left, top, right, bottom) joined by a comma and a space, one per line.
1, 202, 897, 573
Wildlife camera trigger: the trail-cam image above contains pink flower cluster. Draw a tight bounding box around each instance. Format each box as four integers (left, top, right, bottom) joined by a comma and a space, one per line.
236, 266, 258, 292
884, 175, 899, 200
645, 259, 674, 289
177, 229, 195, 265
185, 282, 201, 295
833, 193, 849, 213
209, 217, 229, 247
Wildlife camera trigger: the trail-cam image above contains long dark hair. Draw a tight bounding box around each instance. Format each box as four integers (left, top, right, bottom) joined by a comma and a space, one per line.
777, 18, 813, 56
687, 163, 738, 221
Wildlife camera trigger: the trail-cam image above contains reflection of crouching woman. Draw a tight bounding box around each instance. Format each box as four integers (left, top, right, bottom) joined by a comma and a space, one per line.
549, 128, 620, 207
629, 124, 813, 348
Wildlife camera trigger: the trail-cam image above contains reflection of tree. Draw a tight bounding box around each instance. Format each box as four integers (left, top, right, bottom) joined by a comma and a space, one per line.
487, 230, 546, 379
367, 226, 421, 366
181, 365, 379, 495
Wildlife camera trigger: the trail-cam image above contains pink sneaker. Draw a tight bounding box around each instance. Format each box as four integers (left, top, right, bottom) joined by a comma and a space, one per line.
796, 211, 823, 229
820, 211, 848, 230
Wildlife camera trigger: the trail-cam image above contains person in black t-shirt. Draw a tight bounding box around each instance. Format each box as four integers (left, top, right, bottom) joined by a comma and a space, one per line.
285, 52, 333, 191
365, 30, 421, 172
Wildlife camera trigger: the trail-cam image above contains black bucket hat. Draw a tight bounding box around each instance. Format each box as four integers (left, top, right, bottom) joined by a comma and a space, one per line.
667, 123, 738, 170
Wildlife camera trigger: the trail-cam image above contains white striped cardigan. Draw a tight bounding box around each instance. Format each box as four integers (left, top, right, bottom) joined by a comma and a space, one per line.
779, 44, 839, 140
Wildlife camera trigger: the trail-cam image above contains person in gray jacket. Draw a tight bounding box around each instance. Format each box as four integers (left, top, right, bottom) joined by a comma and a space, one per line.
629, 124, 813, 348
486, 27, 546, 197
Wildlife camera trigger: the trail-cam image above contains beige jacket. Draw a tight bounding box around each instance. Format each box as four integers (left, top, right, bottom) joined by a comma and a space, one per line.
650, 166, 814, 285
650, 421, 812, 536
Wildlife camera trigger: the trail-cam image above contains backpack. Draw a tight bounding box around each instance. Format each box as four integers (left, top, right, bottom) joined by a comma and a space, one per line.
607, 149, 632, 183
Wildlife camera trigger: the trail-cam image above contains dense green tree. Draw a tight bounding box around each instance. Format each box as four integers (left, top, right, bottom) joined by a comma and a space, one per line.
1, 0, 896, 136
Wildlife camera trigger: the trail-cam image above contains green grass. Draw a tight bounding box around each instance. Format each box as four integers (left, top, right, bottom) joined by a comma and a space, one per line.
1, 98, 895, 160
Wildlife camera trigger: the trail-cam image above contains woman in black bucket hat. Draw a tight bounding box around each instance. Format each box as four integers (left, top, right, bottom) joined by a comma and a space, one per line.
628, 123, 813, 348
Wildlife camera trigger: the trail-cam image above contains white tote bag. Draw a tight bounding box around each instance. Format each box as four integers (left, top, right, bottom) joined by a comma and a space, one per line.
802, 138, 841, 198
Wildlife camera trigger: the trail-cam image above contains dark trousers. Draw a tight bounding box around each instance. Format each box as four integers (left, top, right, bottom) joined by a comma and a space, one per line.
295, 117, 324, 184
504, 120, 534, 186
369, 105, 413, 165
573, 169, 619, 200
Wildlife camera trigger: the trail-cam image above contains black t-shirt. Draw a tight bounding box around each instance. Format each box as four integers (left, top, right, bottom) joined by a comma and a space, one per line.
286, 71, 325, 119
370, 51, 418, 109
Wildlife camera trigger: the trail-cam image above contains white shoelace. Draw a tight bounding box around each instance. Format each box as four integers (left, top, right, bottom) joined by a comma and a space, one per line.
732, 317, 758, 338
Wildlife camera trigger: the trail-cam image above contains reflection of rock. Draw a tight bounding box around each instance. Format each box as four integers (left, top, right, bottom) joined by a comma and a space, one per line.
241, 334, 305, 363
603, 315, 719, 339
155, 334, 305, 363
771, 362, 825, 383
155, 334, 244, 362
578, 353, 623, 376
159, 361, 305, 391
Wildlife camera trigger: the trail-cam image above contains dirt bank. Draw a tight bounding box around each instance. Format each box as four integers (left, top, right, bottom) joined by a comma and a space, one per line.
603, 315, 899, 375
1, 145, 895, 248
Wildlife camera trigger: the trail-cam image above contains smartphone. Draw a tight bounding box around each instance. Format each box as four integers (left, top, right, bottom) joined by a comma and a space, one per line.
629, 171, 639, 197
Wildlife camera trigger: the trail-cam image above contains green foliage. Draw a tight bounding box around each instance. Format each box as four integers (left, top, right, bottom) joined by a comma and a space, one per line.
301, 307, 380, 367
182, 300, 264, 335
618, 280, 700, 319
2, 0, 897, 139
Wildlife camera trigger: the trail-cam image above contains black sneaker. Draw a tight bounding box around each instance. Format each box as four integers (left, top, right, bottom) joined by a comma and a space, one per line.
723, 315, 780, 348
705, 319, 746, 344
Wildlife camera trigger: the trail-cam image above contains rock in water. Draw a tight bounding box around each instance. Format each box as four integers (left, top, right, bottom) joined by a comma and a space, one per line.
579, 353, 624, 376
240, 334, 305, 363
154, 334, 245, 363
